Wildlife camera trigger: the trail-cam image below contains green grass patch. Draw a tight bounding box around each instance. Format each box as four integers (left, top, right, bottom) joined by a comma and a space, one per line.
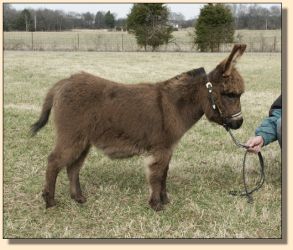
3, 51, 281, 238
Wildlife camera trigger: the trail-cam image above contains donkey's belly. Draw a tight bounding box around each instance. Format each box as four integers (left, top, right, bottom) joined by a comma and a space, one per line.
93, 136, 146, 159
103, 147, 141, 159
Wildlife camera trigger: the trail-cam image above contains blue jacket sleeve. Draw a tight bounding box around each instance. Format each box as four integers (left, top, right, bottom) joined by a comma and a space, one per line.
255, 109, 282, 146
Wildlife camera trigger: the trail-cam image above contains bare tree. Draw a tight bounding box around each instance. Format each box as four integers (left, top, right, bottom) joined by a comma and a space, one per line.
169, 12, 185, 28
83, 12, 94, 29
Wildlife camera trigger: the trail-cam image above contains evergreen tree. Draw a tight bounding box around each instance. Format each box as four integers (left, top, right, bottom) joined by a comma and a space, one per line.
15, 9, 33, 31
104, 11, 115, 29
195, 4, 235, 52
127, 3, 173, 51
4, 4, 17, 31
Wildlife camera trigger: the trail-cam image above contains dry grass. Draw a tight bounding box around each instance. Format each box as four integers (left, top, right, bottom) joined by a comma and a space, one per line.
4, 29, 281, 52
3, 51, 281, 239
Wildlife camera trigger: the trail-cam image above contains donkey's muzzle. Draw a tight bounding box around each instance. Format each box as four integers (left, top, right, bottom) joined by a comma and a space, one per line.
224, 111, 243, 130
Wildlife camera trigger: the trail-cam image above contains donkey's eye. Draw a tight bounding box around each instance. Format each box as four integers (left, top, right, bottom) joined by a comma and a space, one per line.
222, 93, 239, 98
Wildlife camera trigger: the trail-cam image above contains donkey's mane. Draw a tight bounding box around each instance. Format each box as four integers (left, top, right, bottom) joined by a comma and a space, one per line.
186, 67, 207, 78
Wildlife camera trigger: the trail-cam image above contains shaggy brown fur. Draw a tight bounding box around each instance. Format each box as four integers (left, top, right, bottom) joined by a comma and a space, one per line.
31, 44, 246, 211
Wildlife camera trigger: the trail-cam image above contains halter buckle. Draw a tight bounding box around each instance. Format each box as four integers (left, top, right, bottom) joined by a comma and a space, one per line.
205, 82, 213, 89
205, 82, 216, 110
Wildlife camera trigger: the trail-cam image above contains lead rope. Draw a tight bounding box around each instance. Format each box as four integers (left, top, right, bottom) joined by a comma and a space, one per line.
205, 81, 265, 203
225, 126, 265, 204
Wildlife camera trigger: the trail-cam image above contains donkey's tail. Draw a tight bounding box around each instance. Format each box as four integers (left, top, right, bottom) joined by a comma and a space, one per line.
30, 87, 55, 136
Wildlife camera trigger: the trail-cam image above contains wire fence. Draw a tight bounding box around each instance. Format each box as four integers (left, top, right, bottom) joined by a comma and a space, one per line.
4, 31, 281, 52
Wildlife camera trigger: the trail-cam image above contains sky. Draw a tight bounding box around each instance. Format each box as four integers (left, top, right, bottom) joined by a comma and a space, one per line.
11, 3, 280, 20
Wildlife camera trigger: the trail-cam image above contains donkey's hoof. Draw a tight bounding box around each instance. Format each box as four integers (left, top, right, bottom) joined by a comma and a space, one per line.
42, 192, 56, 208
72, 194, 87, 204
149, 199, 164, 211
161, 195, 170, 205
45, 201, 56, 209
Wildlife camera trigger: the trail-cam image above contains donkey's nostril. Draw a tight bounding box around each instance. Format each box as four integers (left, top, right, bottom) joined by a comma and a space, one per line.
226, 117, 243, 130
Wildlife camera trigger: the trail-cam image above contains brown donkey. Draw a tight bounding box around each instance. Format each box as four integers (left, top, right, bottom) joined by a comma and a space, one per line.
31, 44, 246, 211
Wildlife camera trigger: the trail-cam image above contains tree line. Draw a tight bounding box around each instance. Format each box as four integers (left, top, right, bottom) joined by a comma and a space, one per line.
4, 4, 119, 31
3, 4, 194, 31
230, 4, 281, 30
4, 3, 281, 32
4, 3, 281, 52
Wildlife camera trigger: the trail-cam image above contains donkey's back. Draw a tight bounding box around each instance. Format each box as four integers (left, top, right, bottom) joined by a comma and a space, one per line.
35, 72, 181, 159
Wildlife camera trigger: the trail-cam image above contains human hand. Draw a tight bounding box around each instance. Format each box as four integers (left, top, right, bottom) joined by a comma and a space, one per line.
245, 136, 264, 154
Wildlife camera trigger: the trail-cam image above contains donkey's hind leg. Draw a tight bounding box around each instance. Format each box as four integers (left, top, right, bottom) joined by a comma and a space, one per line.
42, 141, 88, 208
160, 164, 170, 205
66, 145, 91, 204
147, 149, 172, 211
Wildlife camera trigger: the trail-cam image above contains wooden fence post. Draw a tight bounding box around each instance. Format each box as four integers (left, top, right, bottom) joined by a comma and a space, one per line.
31, 32, 34, 51
121, 33, 124, 52
77, 33, 80, 51
273, 36, 277, 52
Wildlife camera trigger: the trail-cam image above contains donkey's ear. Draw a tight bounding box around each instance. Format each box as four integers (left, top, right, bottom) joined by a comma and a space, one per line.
223, 44, 246, 77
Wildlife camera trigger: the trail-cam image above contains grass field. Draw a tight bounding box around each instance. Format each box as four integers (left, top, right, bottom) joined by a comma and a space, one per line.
3, 51, 281, 239
4, 29, 281, 52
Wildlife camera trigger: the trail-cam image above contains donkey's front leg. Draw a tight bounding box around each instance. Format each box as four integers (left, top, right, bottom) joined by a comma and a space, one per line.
147, 150, 172, 211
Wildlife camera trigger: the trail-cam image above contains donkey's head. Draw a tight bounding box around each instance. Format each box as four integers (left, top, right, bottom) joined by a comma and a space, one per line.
202, 44, 247, 130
